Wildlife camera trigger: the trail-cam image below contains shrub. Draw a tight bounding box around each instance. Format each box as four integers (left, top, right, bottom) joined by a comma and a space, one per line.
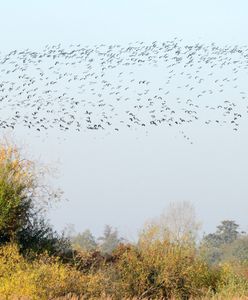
0, 243, 105, 299
101, 224, 218, 299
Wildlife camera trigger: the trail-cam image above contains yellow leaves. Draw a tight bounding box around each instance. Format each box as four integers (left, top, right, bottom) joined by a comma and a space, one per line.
0, 242, 248, 299
0, 143, 33, 185
0, 244, 38, 299
0, 243, 100, 299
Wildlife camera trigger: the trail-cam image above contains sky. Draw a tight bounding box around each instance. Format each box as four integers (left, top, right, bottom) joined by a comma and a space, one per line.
1, 0, 248, 51
1, 0, 248, 239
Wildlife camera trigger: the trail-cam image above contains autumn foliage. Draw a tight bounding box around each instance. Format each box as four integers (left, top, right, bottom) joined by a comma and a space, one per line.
1, 141, 248, 299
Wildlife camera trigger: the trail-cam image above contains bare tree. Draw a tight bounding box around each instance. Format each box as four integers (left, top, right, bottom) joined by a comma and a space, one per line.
159, 201, 201, 244
139, 201, 201, 246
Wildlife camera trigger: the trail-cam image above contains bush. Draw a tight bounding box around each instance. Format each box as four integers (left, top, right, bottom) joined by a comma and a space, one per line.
112, 237, 217, 299
213, 264, 248, 299
0, 243, 106, 299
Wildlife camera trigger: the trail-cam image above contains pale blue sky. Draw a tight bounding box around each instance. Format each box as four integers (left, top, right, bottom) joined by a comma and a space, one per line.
1, 0, 248, 239
1, 0, 248, 52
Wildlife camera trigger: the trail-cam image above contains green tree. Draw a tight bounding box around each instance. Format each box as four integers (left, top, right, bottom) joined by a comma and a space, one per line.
0, 141, 69, 256
201, 220, 240, 264
216, 220, 239, 244
72, 229, 97, 251
0, 144, 34, 241
203, 220, 239, 248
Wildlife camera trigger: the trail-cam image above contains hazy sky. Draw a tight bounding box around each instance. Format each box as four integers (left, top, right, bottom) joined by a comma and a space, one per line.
1, 0, 248, 239
1, 0, 248, 51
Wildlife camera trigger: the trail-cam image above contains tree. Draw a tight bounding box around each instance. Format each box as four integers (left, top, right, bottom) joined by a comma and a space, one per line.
72, 229, 97, 251
159, 201, 201, 244
201, 220, 241, 264
17, 217, 69, 256
216, 220, 239, 244
98, 225, 123, 254
0, 141, 68, 256
0, 143, 34, 241
203, 220, 239, 248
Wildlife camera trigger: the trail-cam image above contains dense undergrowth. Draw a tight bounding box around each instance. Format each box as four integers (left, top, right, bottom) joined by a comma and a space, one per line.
1, 141, 248, 299
2, 241, 248, 299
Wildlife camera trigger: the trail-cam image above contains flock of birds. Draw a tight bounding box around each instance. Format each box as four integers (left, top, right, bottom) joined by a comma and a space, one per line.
0, 39, 248, 142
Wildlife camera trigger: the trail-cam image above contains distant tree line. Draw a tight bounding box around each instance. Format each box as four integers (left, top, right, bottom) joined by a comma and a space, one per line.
70, 225, 124, 255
